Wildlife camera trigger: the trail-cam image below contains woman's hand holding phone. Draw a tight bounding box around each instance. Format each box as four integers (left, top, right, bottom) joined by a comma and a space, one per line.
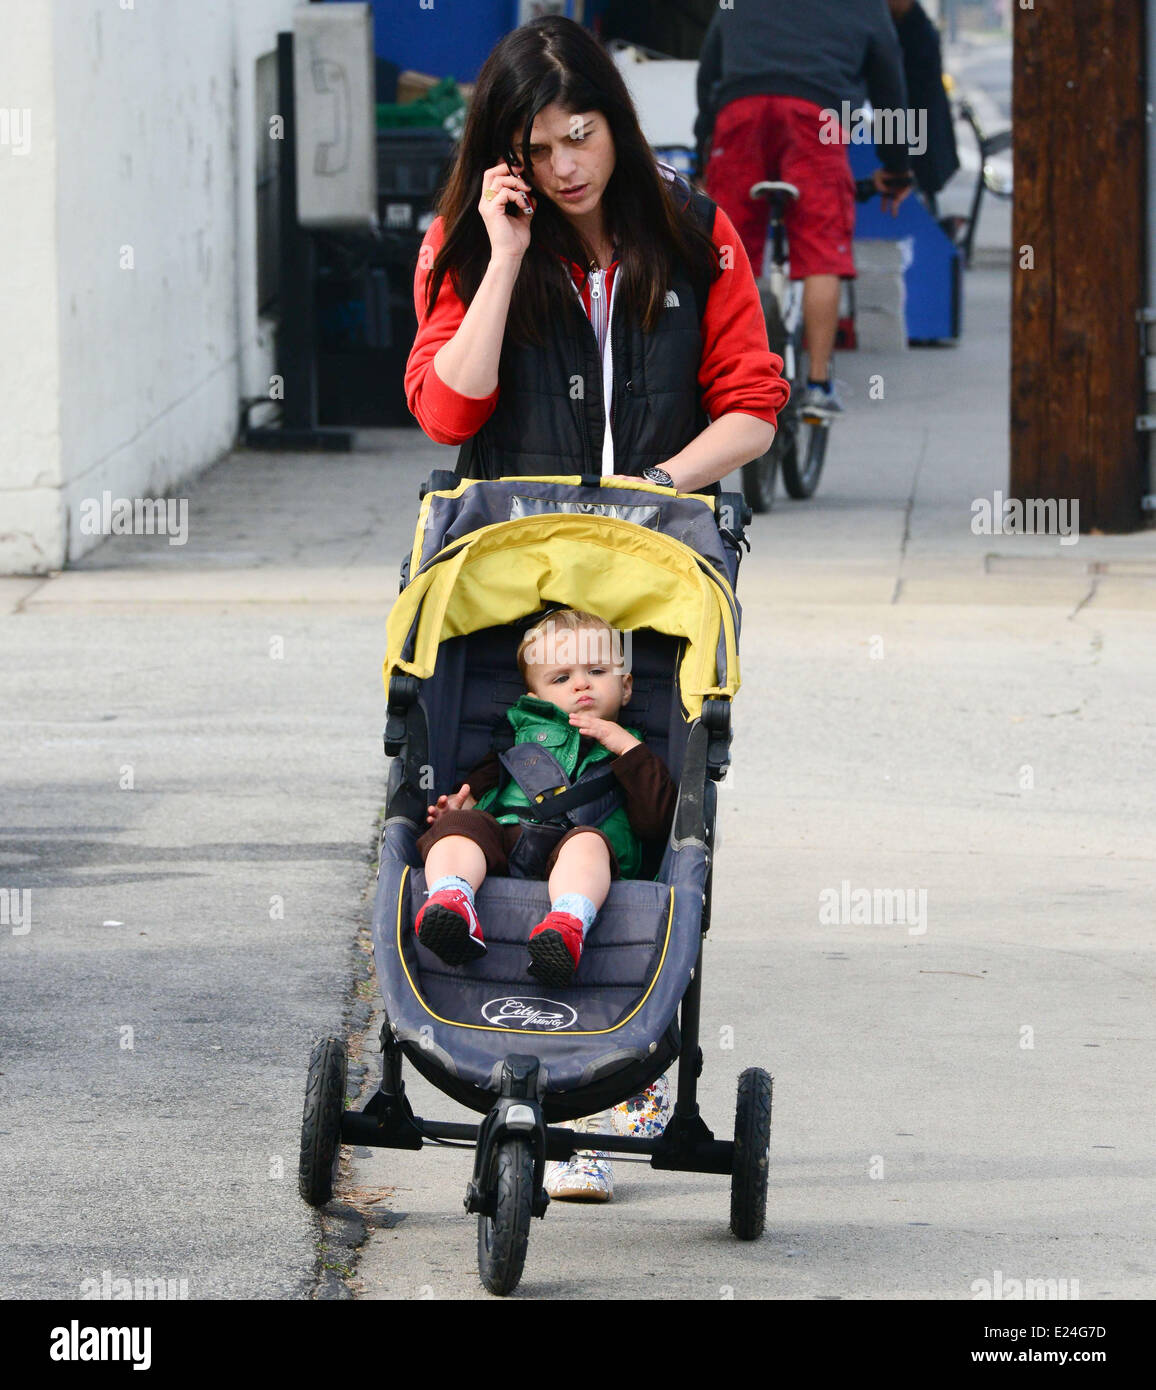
479, 161, 536, 262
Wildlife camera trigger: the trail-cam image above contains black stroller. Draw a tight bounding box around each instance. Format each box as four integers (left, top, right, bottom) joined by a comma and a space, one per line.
299, 471, 773, 1296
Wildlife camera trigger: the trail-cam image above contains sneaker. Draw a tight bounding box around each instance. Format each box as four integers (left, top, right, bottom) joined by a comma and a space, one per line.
799, 381, 843, 422
611, 1074, 673, 1140
414, 887, 486, 966
527, 911, 584, 988
546, 1109, 613, 1201
544, 1152, 613, 1202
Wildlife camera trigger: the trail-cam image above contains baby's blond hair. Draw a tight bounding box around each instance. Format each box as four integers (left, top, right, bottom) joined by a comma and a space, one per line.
517, 608, 620, 689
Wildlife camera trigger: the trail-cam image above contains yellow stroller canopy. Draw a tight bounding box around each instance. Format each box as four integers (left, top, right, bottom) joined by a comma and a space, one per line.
384, 508, 740, 723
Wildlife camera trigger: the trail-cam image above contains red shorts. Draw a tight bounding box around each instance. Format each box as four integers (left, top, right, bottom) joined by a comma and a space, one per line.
705, 94, 857, 281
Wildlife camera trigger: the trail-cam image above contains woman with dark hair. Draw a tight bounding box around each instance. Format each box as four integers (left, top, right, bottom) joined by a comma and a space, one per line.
405, 14, 788, 495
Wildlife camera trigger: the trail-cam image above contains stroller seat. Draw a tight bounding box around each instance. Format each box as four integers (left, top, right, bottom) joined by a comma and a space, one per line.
404, 870, 673, 1034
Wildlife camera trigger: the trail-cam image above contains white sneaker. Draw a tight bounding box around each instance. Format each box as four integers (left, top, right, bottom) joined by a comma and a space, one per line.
544, 1152, 613, 1202
545, 1109, 613, 1201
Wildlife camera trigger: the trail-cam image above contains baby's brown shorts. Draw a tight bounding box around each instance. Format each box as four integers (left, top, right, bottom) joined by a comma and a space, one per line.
416, 808, 621, 880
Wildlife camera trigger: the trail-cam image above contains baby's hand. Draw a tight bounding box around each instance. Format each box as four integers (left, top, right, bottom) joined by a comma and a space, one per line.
567, 712, 640, 757
426, 783, 476, 825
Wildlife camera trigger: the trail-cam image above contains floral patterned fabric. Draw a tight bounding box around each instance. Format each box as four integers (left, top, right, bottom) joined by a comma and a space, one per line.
544, 1075, 672, 1202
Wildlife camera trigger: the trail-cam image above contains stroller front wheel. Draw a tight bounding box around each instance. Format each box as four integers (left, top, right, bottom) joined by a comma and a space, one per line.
477, 1136, 534, 1296
299, 1035, 347, 1207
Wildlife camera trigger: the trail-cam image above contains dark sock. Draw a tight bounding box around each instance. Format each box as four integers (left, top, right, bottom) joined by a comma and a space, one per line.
807, 377, 832, 394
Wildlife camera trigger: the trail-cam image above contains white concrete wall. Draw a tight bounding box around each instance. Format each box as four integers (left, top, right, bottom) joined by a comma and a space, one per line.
0, 0, 301, 573
0, 3, 64, 571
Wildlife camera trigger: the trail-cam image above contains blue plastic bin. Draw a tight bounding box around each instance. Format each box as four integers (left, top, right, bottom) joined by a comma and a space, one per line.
849, 141, 962, 342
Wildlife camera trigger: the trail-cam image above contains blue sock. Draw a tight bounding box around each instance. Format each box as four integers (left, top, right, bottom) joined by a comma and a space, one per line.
551, 892, 597, 937
428, 874, 475, 904
807, 377, 831, 394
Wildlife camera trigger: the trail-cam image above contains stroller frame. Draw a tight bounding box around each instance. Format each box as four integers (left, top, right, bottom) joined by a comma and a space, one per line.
300, 471, 772, 1295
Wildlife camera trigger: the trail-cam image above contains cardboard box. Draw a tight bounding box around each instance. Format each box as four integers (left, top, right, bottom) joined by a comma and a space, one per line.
852, 239, 908, 352
397, 69, 474, 104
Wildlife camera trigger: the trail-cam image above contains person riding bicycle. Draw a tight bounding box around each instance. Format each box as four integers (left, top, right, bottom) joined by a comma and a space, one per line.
695, 0, 915, 422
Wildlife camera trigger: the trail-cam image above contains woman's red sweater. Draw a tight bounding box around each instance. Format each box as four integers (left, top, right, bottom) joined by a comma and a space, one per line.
405, 201, 789, 447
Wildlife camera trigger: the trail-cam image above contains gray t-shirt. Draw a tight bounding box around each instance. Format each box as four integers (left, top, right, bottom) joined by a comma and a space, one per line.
695, 0, 910, 171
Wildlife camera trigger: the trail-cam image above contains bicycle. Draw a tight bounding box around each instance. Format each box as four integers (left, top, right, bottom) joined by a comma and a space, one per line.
741, 173, 914, 512
741, 181, 827, 509
953, 93, 1012, 268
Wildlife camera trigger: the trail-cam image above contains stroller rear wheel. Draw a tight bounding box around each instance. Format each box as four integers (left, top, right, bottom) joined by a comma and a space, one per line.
299, 1035, 347, 1207
730, 1067, 773, 1240
477, 1136, 534, 1296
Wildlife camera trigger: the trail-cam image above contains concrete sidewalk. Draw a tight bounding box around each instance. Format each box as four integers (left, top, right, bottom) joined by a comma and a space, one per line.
2, 264, 1153, 1300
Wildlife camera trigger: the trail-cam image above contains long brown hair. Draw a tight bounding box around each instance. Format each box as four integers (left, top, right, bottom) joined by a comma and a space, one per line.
423, 15, 721, 346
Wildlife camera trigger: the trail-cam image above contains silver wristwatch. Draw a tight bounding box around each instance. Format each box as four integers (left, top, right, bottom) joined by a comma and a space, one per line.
642, 466, 675, 487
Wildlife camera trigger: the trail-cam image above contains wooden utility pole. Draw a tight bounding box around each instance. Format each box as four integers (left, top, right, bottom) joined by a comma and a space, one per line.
1011, 1, 1147, 532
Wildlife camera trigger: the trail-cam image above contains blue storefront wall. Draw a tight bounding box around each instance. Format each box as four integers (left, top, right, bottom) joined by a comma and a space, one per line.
341, 0, 596, 83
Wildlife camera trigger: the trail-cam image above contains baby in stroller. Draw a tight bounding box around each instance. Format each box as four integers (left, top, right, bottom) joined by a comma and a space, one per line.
415, 606, 678, 988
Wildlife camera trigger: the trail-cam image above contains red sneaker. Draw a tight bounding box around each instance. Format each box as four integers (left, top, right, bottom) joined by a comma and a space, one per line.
527, 912, 584, 988
415, 887, 486, 966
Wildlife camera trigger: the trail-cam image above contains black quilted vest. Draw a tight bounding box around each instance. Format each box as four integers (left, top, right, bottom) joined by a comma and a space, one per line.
455, 178, 721, 497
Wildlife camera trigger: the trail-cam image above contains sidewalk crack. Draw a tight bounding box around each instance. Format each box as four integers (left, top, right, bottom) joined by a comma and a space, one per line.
892, 425, 928, 604
1068, 580, 1098, 620
10, 576, 55, 613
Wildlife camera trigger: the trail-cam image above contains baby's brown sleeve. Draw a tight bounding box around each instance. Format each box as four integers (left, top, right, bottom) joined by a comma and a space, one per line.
610, 742, 679, 844
463, 751, 501, 803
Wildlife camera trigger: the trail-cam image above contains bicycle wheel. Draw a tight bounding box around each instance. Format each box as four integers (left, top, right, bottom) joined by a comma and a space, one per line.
743, 282, 796, 513
741, 448, 777, 513
775, 299, 830, 500
780, 416, 830, 499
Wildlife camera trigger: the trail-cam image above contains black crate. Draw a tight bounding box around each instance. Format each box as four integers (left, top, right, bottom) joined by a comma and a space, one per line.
377, 127, 455, 235
315, 251, 421, 426
318, 348, 415, 427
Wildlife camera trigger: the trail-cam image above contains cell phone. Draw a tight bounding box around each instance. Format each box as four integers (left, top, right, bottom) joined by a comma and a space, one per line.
499, 153, 531, 215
